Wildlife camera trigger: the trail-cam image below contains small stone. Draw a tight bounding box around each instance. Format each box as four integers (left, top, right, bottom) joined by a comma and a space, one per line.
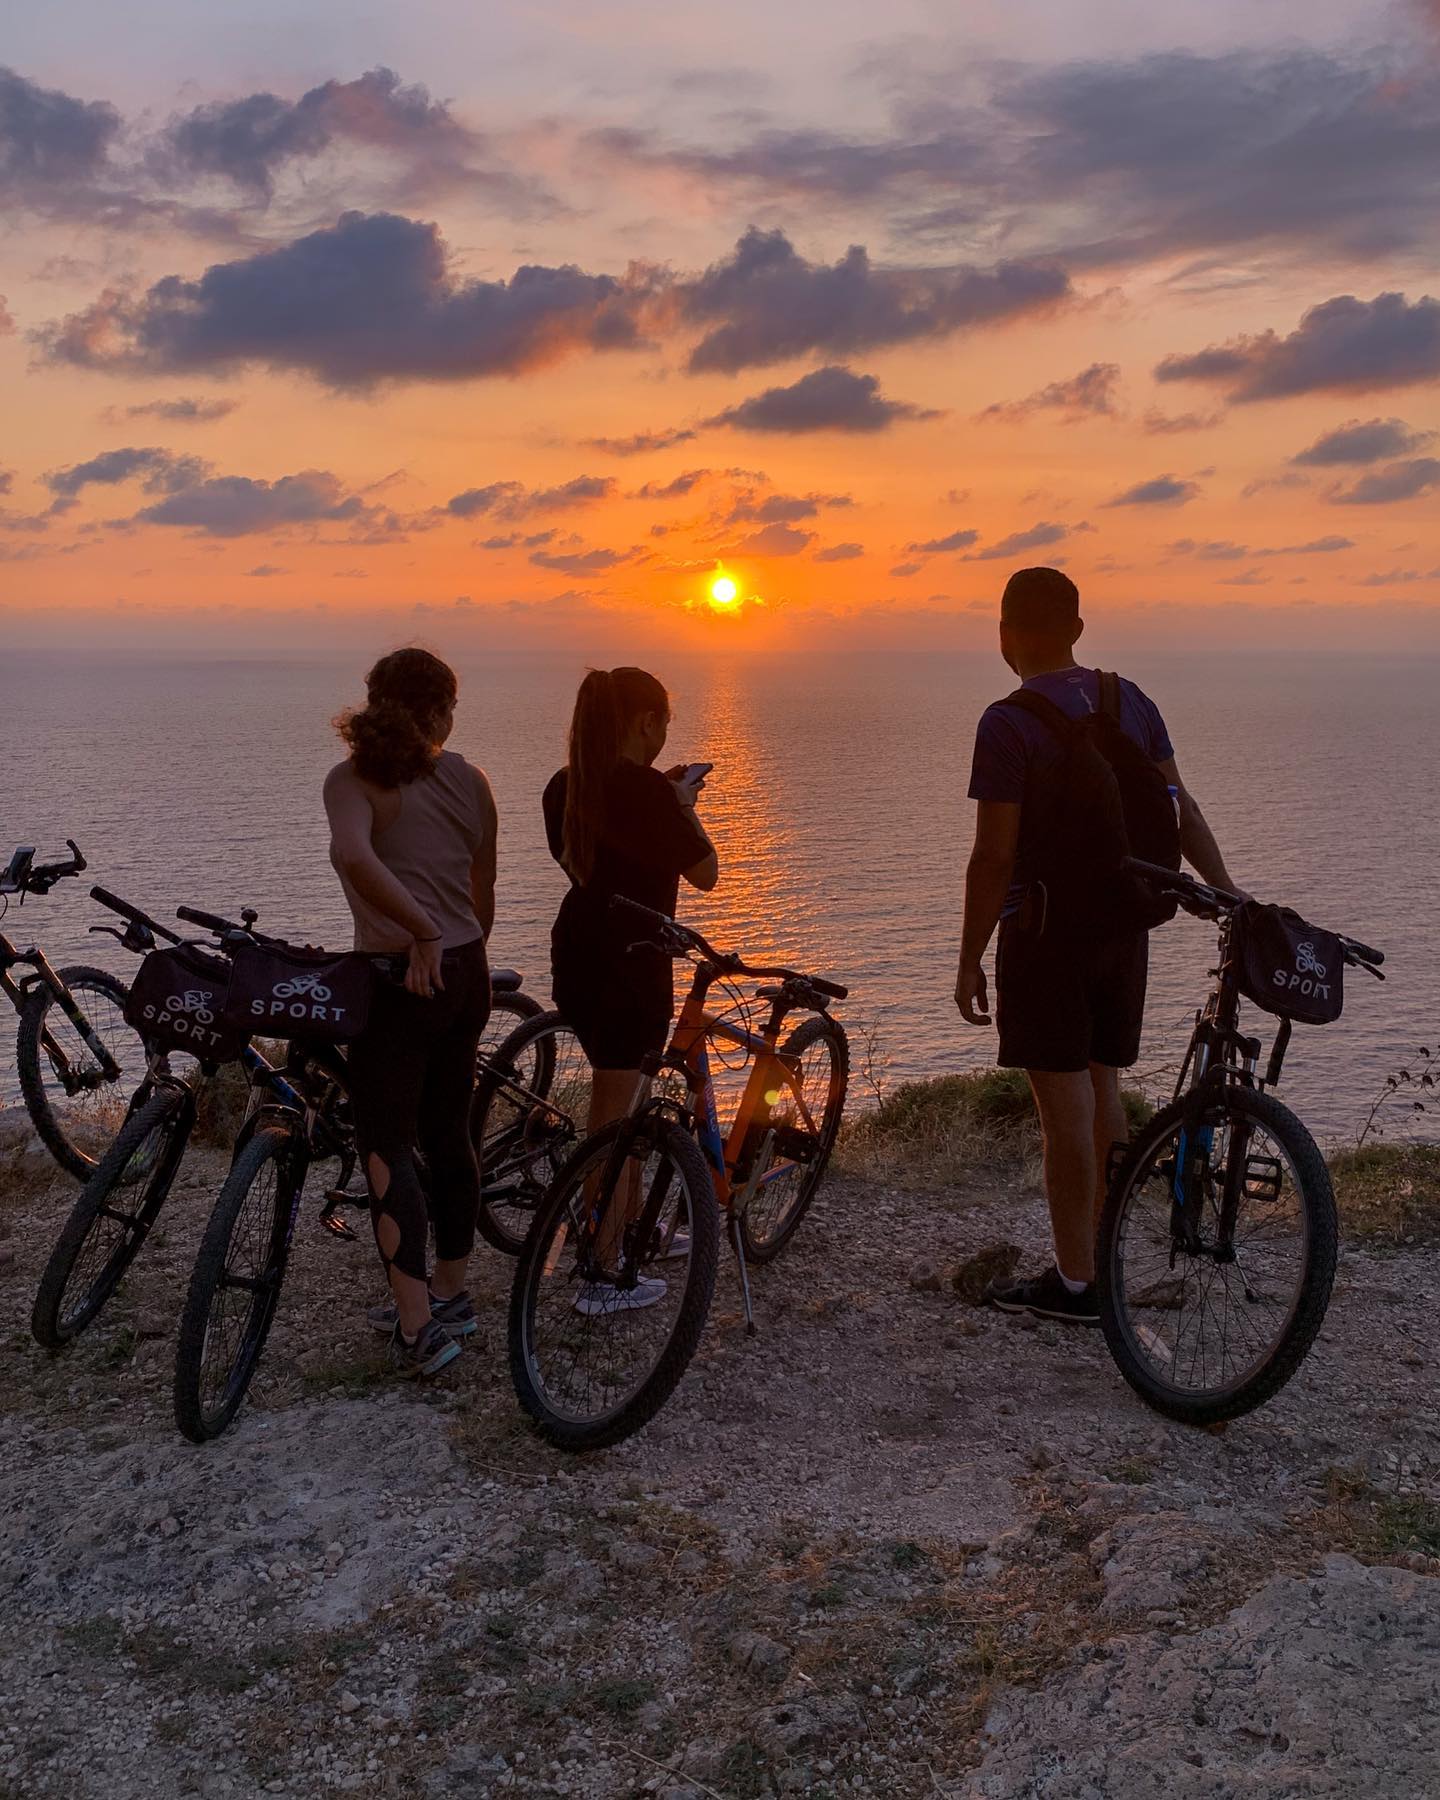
338, 1690, 362, 1715
908, 1261, 944, 1294
727, 1630, 791, 1678
950, 1243, 1022, 1305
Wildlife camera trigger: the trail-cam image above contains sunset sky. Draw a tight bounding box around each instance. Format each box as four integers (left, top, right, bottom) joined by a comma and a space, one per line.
4, 0, 1440, 651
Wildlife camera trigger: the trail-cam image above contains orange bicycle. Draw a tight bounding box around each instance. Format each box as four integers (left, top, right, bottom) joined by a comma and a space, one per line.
508, 897, 848, 1449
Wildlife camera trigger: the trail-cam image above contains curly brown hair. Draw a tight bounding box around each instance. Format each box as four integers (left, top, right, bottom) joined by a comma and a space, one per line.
335, 648, 458, 788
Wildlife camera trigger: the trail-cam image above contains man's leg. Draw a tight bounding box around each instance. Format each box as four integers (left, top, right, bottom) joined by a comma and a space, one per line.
1089, 1062, 1128, 1242
1027, 1068, 1100, 1285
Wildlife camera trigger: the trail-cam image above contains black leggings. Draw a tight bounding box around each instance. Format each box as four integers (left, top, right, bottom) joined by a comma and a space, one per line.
346, 938, 491, 1285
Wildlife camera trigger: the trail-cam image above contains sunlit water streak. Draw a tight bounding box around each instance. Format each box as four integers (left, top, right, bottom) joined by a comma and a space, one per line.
2, 648, 1434, 1146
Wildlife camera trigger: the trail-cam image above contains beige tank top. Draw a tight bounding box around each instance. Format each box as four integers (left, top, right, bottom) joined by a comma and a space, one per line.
340, 750, 486, 953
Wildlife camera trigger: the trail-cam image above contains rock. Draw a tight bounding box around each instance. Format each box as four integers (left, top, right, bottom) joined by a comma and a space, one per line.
752, 1696, 864, 1759
338, 1690, 362, 1714
908, 1260, 945, 1294
727, 1629, 792, 1678
951, 1244, 1022, 1305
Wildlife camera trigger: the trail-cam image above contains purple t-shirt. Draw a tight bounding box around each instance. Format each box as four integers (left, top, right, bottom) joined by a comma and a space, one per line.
968, 667, 1174, 911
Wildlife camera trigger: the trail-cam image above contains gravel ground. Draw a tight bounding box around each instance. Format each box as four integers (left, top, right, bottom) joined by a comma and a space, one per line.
2, 1122, 1438, 1798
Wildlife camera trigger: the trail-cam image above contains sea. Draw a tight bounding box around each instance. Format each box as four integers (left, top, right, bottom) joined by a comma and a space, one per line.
2, 647, 1435, 1147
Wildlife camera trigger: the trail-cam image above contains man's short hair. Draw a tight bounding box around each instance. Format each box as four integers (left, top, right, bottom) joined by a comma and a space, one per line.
1000, 566, 1080, 634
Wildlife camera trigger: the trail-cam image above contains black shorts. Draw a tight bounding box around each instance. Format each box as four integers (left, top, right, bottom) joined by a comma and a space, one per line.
552, 936, 673, 1072
995, 920, 1148, 1074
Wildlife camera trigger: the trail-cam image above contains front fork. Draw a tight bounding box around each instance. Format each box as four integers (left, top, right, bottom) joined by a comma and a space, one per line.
17, 955, 124, 1089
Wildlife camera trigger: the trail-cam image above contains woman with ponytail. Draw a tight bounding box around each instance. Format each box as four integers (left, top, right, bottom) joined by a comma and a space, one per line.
543, 668, 718, 1312
326, 647, 497, 1377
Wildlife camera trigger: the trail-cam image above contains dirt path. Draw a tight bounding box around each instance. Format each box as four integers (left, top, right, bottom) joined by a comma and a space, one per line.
3, 1148, 1437, 1797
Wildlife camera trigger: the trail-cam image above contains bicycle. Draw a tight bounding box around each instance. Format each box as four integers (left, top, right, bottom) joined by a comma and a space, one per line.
31, 892, 358, 1353
509, 897, 848, 1450
2, 842, 155, 1180
472, 1008, 591, 1255
1097, 857, 1385, 1425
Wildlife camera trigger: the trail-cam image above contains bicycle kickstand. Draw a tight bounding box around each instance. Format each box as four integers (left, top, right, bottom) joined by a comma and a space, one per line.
728, 1211, 758, 1338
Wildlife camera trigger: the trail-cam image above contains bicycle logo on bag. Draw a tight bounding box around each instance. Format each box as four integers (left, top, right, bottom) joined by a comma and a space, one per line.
1294, 941, 1327, 980
272, 974, 332, 1002
166, 989, 216, 1023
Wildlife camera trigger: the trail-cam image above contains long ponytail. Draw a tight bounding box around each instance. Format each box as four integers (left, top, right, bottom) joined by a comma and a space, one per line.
562, 666, 668, 882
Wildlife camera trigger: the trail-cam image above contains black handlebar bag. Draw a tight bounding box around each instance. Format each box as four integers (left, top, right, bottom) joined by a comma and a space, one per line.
221, 943, 373, 1042
1232, 901, 1344, 1025
123, 945, 251, 1063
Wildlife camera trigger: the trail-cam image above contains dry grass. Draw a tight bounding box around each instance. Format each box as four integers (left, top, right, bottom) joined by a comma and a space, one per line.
1330, 1143, 1440, 1245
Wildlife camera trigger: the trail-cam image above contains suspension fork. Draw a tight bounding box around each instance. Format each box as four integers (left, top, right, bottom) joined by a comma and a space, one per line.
29, 954, 124, 1087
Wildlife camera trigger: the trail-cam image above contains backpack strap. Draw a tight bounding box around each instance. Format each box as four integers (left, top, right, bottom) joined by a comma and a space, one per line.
999, 687, 1080, 743
1097, 670, 1122, 720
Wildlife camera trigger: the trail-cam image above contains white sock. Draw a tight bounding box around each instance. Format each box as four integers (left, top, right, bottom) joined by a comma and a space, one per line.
1057, 1267, 1091, 1295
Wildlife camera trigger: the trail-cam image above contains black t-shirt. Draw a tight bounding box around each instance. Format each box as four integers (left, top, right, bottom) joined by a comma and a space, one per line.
543, 762, 709, 947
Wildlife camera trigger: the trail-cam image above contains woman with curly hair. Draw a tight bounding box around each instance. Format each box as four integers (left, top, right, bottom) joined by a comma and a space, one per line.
325, 647, 496, 1376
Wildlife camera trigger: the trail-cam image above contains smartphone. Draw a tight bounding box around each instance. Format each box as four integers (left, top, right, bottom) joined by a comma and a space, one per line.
680, 762, 714, 786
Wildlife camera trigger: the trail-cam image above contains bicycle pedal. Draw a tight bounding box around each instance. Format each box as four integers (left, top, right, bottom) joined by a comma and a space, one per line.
1241, 1154, 1284, 1203
770, 1125, 820, 1163
320, 1208, 360, 1241
324, 1185, 367, 1208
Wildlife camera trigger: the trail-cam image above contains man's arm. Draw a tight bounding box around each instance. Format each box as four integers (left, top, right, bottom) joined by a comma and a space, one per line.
955, 800, 1020, 1025
1155, 757, 1237, 892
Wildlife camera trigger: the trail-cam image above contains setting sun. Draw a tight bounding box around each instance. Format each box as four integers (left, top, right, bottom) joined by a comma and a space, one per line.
709, 574, 741, 611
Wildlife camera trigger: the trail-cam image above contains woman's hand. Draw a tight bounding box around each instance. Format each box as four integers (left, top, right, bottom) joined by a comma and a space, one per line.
406, 936, 445, 998
671, 771, 706, 809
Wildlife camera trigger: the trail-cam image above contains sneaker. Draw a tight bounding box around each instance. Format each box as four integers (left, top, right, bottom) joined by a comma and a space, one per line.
572, 1275, 668, 1317
650, 1228, 692, 1262
388, 1318, 462, 1378
368, 1290, 478, 1338
987, 1265, 1099, 1325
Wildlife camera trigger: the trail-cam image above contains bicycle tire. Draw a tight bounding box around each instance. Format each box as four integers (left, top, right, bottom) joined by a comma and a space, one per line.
18, 965, 147, 1182
508, 1115, 719, 1451
1098, 1086, 1338, 1425
474, 1010, 585, 1256
478, 987, 543, 1066
739, 1013, 849, 1265
31, 1084, 193, 1347
174, 1125, 300, 1443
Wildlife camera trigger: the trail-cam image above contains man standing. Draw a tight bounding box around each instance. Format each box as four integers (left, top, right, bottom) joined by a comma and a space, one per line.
954, 567, 1237, 1322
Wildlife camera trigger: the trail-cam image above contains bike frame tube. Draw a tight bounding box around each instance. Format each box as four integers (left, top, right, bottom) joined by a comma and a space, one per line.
1, 937, 123, 1085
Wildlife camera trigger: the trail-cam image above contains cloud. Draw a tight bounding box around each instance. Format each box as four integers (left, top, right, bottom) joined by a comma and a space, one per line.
1240, 470, 1311, 499
1218, 571, 1271, 587
477, 529, 557, 550
0, 66, 121, 201
967, 520, 1075, 560
44, 446, 210, 499
0, 296, 14, 335
245, 563, 286, 577
680, 227, 1068, 373
0, 469, 11, 495
1105, 473, 1200, 506
37, 210, 657, 388
1155, 293, 1440, 403
709, 365, 938, 435
732, 521, 814, 556
1292, 417, 1435, 466
106, 396, 240, 424
813, 541, 864, 562
154, 67, 476, 200
1167, 534, 1354, 560
135, 468, 374, 536
1328, 457, 1440, 503
445, 474, 614, 520
1356, 566, 1440, 586
1142, 407, 1223, 435
979, 361, 1120, 423
725, 488, 851, 525
529, 544, 641, 574
586, 426, 698, 457
634, 468, 712, 499
906, 527, 980, 553
889, 561, 922, 577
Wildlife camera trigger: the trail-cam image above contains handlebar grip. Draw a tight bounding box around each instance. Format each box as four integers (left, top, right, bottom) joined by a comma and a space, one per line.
808, 976, 848, 1000
90, 885, 180, 944
1343, 938, 1385, 968
176, 904, 237, 935
66, 839, 87, 873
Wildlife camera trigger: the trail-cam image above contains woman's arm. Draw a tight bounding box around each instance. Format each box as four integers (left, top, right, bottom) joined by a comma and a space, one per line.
470, 767, 498, 937
325, 765, 445, 994
671, 772, 719, 892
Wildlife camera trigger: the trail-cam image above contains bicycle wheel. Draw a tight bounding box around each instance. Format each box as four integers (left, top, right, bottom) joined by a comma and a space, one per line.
474, 1011, 591, 1255
174, 1125, 301, 1443
18, 966, 149, 1181
31, 1084, 194, 1347
509, 1115, 719, 1450
1098, 1086, 1338, 1425
739, 1014, 849, 1264
479, 987, 542, 1068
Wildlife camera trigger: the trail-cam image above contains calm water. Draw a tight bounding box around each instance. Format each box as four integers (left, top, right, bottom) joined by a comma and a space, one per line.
2, 648, 1434, 1144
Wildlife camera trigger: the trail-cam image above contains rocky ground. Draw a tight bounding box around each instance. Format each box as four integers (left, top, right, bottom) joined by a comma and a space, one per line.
2, 1121, 1438, 1799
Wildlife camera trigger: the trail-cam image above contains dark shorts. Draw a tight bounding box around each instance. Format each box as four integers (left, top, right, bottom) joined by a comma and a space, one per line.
552, 936, 673, 1072
995, 920, 1148, 1074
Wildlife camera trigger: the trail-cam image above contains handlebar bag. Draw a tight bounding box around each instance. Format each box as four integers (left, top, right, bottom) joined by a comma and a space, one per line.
123, 945, 251, 1062
1232, 901, 1344, 1025
221, 942, 373, 1042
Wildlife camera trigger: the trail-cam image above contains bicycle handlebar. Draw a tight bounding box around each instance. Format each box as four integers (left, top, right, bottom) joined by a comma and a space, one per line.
1122, 858, 1384, 968
609, 895, 848, 1000
176, 904, 240, 935
89, 884, 182, 945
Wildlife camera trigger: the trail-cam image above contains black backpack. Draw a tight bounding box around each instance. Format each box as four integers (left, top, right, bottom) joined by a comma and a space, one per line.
1002, 670, 1181, 936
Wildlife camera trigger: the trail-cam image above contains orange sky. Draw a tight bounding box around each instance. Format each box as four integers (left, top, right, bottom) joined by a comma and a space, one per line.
4, 2, 1440, 651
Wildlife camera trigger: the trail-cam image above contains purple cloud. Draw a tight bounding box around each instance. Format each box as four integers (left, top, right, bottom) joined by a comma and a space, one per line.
906, 527, 980, 554
1105, 473, 1200, 507
734, 521, 814, 556
1292, 417, 1435, 466
44, 445, 210, 499
979, 361, 1120, 422
1328, 457, 1440, 504
136, 469, 370, 536
813, 542, 864, 562
711, 366, 938, 435
968, 520, 1075, 560
1156, 293, 1440, 403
